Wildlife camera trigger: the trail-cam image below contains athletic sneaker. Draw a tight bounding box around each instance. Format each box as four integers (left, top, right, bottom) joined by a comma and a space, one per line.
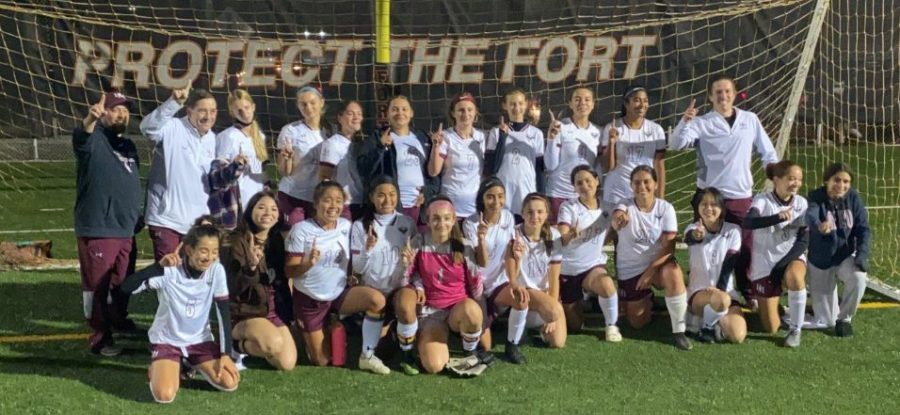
605, 325, 623, 343
467, 349, 496, 367
835, 321, 853, 338
713, 323, 725, 343
359, 354, 391, 375
504, 341, 527, 364
96, 344, 123, 357
399, 350, 419, 376
229, 351, 248, 371
446, 356, 487, 377
672, 332, 693, 350
784, 329, 802, 348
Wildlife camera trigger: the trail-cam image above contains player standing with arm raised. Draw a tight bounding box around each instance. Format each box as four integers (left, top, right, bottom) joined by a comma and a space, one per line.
74, 91, 142, 356
319, 100, 366, 220
276, 85, 328, 227
428, 92, 486, 220
215, 89, 269, 211
141, 86, 218, 260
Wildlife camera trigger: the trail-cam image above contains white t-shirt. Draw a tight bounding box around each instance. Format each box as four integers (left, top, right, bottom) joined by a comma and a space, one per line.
601, 118, 666, 206
670, 109, 779, 199
350, 213, 417, 295
144, 262, 229, 347
686, 222, 742, 296
514, 225, 563, 292
392, 132, 427, 208
462, 209, 516, 296
277, 121, 325, 202
614, 198, 678, 279
557, 198, 610, 275
319, 133, 363, 205
141, 98, 217, 234
486, 124, 545, 214
439, 128, 485, 217
286, 218, 352, 301
215, 126, 267, 210
749, 192, 808, 281
544, 118, 601, 199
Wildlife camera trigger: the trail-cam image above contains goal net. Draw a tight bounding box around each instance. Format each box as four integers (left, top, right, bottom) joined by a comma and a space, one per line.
0, 0, 896, 281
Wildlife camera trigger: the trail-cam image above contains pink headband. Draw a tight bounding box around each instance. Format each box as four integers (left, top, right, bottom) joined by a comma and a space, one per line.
426, 200, 455, 218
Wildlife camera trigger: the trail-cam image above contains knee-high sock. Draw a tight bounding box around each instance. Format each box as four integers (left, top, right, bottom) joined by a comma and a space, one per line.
461, 329, 482, 352
361, 314, 383, 358
702, 304, 726, 329
665, 294, 688, 334
788, 289, 807, 331
597, 294, 619, 327
507, 308, 528, 345
396, 320, 418, 351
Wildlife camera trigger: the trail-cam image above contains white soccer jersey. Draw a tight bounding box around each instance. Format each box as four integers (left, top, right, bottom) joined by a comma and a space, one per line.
392, 132, 427, 208
320, 133, 363, 205
439, 128, 485, 217
514, 225, 563, 291
749, 192, 808, 281
486, 124, 545, 214
545, 118, 602, 199
670, 109, 779, 199
350, 213, 417, 295
216, 126, 268, 210
286, 218, 352, 301
141, 98, 217, 234
462, 209, 516, 296
686, 222, 742, 296
614, 198, 678, 279
277, 121, 325, 202
144, 262, 229, 347
600, 118, 666, 206
557, 198, 610, 275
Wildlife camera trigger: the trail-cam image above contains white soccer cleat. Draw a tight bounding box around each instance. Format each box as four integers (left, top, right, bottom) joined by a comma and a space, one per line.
359, 354, 391, 375
605, 325, 623, 343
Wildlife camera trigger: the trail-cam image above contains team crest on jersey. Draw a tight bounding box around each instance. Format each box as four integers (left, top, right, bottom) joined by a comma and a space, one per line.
399, 226, 408, 234
644, 129, 654, 137
591, 132, 600, 139
341, 229, 349, 236
739, 122, 749, 129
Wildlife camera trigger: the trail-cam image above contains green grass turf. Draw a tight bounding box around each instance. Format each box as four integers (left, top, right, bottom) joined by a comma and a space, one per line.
0, 270, 898, 413
2, 143, 897, 283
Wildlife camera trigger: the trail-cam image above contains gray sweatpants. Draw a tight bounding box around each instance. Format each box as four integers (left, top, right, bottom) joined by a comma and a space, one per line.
808, 257, 867, 326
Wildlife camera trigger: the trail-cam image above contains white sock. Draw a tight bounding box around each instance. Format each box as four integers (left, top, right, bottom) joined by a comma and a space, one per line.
665, 293, 688, 334
507, 308, 528, 345
361, 314, 383, 358
461, 329, 482, 352
788, 289, 807, 331
702, 304, 726, 329
597, 294, 619, 327
396, 320, 418, 351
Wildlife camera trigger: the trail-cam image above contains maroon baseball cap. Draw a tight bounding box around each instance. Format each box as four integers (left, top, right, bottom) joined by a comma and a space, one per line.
104, 91, 133, 111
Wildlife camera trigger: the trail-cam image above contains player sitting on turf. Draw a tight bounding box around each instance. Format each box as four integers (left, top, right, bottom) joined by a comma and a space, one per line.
684, 187, 747, 344
405, 197, 487, 375
610, 165, 692, 351
350, 176, 420, 375
743, 160, 809, 348
806, 162, 871, 337
119, 222, 240, 404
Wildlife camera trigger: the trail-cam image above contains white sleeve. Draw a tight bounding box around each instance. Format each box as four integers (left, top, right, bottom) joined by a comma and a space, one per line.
139, 98, 183, 143
557, 202, 575, 227
750, 194, 768, 215
146, 271, 168, 291
670, 118, 700, 151
319, 140, 341, 167
654, 125, 667, 152
212, 265, 230, 298
462, 217, 478, 247
727, 227, 742, 253
753, 115, 779, 166
438, 139, 449, 158
543, 129, 561, 171
285, 226, 307, 255
533, 129, 545, 157
599, 124, 610, 150
215, 131, 239, 160
662, 203, 678, 233
350, 220, 369, 274
276, 125, 292, 150
486, 127, 499, 151
550, 230, 564, 262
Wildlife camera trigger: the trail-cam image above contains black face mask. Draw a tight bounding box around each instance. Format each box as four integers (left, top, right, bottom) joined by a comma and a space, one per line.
234, 117, 255, 128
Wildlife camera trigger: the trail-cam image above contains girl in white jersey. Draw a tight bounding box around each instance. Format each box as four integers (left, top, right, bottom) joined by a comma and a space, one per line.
276, 85, 328, 227
611, 165, 692, 350
406, 197, 486, 374
215, 89, 269, 212
505, 193, 568, 350
545, 86, 602, 223
320, 100, 366, 220
350, 176, 420, 375
120, 223, 239, 403
683, 187, 747, 344
428, 92, 486, 219
600, 86, 667, 209
557, 166, 621, 342
743, 161, 808, 348
485, 88, 546, 217
284, 181, 390, 372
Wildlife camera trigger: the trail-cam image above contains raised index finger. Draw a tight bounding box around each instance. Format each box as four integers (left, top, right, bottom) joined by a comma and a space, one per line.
688, 98, 696, 109
437, 122, 443, 133
98, 93, 106, 106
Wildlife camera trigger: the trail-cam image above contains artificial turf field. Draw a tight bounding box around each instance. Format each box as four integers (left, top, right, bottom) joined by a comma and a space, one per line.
0, 143, 898, 412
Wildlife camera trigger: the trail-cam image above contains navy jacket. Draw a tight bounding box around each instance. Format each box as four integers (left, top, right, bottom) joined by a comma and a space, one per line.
805, 187, 871, 271
72, 125, 142, 238
354, 129, 441, 209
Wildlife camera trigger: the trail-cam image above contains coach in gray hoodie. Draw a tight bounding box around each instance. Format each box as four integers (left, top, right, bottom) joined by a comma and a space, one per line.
73, 91, 142, 356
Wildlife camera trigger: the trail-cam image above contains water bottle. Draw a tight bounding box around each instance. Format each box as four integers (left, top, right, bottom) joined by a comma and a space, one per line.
329, 319, 347, 367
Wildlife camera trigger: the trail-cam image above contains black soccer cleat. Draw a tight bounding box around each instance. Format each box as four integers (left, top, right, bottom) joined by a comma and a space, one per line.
467, 348, 496, 367
504, 341, 527, 364
673, 332, 693, 350
696, 328, 717, 344
835, 320, 854, 338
